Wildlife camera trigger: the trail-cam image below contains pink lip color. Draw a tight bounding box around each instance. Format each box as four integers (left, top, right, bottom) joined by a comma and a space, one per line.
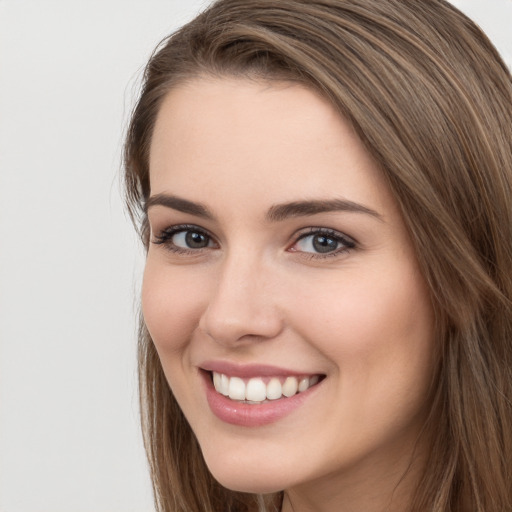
200, 370, 321, 427
200, 360, 312, 378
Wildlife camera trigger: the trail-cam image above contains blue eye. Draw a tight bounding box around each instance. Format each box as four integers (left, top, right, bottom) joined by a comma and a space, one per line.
292, 229, 355, 256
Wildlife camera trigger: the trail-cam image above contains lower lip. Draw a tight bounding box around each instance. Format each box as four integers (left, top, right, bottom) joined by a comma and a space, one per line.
202, 372, 321, 427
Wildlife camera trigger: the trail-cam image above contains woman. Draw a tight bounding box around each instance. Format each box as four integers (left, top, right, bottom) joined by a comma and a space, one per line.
124, 0, 512, 510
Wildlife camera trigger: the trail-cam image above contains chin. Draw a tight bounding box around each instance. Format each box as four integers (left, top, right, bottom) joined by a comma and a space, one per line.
214, 475, 285, 495
204, 455, 290, 494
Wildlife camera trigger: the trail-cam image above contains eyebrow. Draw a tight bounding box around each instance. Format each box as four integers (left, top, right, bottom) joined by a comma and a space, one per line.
266, 199, 383, 222
145, 194, 214, 219
145, 194, 382, 222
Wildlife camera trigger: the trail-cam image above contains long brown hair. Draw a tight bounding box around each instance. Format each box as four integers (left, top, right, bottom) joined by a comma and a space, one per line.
124, 1, 512, 510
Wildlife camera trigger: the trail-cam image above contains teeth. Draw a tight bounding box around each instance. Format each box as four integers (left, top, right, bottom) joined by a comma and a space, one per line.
266, 378, 282, 400
213, 371, 221, 392
228, 377, 245, 400
213, 371, 230, 396
282, 376, 298, 397
212, 372, 320, 402
220, 373, 229, 396
246, 378, 267, 402
298, 377, 310, 392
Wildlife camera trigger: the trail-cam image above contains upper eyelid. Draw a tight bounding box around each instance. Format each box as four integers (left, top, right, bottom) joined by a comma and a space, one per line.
151, 224, 357, 252
153, 224, 352, 238
154, 223, 213, 237
152, 224, 217, 246
293, 227, 357, 244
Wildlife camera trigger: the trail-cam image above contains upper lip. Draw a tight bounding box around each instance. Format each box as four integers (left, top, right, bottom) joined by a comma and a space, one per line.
199, 360, 322, 378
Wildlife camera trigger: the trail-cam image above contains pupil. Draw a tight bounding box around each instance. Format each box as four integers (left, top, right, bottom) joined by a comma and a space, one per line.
185, 231, 208, 248
313, 235, 337, 253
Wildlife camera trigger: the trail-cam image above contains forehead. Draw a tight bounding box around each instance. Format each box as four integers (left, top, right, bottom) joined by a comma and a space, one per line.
149, 77, 344, 166
148, 77, 392, 217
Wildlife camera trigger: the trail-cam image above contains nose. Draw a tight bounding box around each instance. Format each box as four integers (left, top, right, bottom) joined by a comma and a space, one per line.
198, 254, 284, 347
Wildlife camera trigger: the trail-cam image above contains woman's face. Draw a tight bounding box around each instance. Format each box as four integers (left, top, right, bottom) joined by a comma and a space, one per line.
143, 78, 435, 499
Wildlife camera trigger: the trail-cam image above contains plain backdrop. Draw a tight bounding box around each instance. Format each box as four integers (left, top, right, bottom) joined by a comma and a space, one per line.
0, 1, 510, 511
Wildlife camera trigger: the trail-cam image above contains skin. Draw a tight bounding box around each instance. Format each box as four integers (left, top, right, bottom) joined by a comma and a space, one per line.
143, 77, 436, 512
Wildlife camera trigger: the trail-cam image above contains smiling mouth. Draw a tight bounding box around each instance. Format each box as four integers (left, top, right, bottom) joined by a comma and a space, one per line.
210, 371, 324, 404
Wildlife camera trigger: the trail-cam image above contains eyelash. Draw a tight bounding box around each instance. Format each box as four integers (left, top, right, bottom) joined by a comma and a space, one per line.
151, 224, 356, 259
292, 227, 356, 259
152, 224, 215, 255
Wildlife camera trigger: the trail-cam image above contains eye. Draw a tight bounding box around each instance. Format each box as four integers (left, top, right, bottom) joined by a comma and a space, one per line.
173, 230, 211, 249
152, 225, 216, 252
290, 228, 356, 257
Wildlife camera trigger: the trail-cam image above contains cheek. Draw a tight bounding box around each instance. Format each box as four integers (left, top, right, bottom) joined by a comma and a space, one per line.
289, 263, 435, 399
295, 264, 431, 341
297, 267, 435, 454
141, 258, 208, 355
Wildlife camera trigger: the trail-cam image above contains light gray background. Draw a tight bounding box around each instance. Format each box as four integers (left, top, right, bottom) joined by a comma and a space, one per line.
0, 1, 510, 511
